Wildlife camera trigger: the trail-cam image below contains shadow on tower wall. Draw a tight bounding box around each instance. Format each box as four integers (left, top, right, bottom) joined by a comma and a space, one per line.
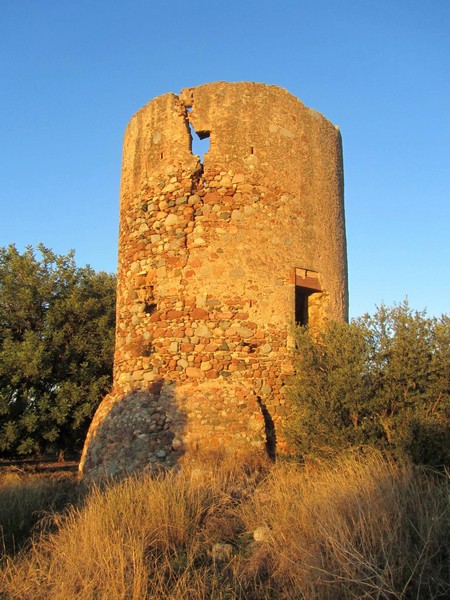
81, 379, 186, 480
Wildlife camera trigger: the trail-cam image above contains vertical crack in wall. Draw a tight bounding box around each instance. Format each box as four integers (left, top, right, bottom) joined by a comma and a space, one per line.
257, 397, 277, 461
179, 92, 210, 187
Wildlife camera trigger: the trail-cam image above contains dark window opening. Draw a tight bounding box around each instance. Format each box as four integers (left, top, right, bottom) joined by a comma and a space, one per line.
160, 152, 164, 159
295, 269, 321, 326
250, 146, 254, 154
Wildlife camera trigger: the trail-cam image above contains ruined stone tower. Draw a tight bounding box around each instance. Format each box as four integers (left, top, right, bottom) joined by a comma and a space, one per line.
80, 82, 348, 478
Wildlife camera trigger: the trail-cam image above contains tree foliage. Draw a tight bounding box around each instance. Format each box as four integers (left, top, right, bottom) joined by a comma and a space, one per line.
0, 244, 116, 457
287, 302, 449, 465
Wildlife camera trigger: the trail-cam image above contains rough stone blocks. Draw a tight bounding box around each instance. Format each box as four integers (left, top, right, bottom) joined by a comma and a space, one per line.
80, 82, 348, 479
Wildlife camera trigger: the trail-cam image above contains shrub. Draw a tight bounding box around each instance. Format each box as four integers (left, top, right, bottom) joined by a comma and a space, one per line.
287, 302, 449, 465
0, 244, 116, 458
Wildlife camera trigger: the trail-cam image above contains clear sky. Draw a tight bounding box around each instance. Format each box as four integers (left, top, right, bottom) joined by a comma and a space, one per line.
1, 0, 449, 319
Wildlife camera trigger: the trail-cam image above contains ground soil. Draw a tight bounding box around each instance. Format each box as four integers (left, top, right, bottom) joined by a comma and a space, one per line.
0, 458, 79, 477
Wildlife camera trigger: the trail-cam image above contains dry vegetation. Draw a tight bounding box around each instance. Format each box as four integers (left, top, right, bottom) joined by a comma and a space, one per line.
0, 451, 448, 599
0, 466, 80, 558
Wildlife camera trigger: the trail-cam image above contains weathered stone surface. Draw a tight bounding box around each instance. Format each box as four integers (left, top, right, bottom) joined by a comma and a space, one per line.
191, 308, 208, 320
253, 525, 271, 543
80, 82, 348, 479
186, 366, 204, 378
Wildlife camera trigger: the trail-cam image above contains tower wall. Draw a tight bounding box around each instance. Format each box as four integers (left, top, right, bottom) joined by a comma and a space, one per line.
81, 82, 348, 478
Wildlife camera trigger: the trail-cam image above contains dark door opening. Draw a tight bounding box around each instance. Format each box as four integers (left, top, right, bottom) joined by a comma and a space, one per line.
295, 268, 321, 326
295, 286, 311, 326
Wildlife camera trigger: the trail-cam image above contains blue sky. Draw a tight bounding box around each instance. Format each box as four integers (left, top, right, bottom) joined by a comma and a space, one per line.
1, 0, 449, 319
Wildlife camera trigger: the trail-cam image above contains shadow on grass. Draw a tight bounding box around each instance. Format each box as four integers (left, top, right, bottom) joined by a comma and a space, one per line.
0, 470, 85, 559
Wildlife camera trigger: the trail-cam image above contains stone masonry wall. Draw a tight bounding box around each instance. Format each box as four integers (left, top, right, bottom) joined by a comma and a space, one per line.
80, 82, 348, 479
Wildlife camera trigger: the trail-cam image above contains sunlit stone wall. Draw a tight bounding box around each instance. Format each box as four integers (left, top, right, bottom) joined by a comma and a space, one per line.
80, 82, 348, 479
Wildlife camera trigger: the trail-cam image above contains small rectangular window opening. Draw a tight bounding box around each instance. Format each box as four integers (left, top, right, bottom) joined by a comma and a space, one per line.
294, 268, 321, 326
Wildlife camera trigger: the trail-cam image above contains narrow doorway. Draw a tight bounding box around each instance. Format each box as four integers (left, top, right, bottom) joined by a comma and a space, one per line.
295, 268, 321, 326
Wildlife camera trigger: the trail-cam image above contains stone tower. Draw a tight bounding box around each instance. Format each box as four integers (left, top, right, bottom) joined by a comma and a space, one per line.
80, 82, 348, 479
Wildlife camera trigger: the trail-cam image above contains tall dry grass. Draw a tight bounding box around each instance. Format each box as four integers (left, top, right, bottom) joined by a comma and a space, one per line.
239, 452, 449, 598
1, 451, 448, 599
0, 469, 80, 558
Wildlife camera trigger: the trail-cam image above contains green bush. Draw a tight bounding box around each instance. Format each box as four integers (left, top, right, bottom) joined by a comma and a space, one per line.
0, 244, 116, 457
287, 302, 449, 465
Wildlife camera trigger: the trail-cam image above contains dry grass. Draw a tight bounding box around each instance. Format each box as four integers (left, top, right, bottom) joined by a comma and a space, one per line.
0, 468, 80, 558
1, 451, 448, 599
239, 452, 449, 598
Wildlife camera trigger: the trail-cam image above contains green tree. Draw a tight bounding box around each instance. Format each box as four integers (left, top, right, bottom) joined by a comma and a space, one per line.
287, 302, 449, 465
0, 244, 116, 457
